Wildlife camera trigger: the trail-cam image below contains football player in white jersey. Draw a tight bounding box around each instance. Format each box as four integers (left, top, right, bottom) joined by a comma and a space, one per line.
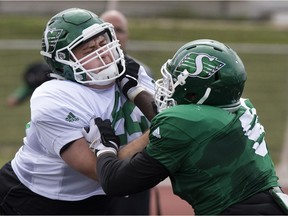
0, 8, 155, 214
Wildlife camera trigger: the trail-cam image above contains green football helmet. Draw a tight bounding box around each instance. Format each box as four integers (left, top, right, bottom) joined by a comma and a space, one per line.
155, 39, 247, 112
40, 8, 125, 85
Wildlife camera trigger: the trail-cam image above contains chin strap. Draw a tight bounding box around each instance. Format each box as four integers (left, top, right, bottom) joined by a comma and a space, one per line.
49, 73, 65, 80
219, 101, 241, 113
196, 87, 241, 113
197, 87, 211, 104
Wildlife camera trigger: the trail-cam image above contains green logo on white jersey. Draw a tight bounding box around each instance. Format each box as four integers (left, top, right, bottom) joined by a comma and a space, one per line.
65, 112, 79, 122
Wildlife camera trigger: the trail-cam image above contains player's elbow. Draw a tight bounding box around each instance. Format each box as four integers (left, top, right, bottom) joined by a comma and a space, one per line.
101, 181, 130, 197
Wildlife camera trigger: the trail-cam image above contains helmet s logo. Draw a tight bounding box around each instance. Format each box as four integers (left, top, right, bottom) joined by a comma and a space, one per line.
194, 54, 216, 75
178, 52, 225, 79
43, 28, 63, 54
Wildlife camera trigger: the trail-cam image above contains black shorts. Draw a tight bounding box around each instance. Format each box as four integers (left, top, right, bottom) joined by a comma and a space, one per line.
0, 161, 112, 215
220, 189, 286, 215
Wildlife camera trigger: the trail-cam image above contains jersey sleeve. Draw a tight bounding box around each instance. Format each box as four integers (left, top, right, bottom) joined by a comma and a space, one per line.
145, 111, 196, 173
34, 118, 83, 157
30, 83, 89, 157
97, 151, 169, 196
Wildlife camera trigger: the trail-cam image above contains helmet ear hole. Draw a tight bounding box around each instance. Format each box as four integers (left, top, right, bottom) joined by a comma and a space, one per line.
184, 92, 197, 103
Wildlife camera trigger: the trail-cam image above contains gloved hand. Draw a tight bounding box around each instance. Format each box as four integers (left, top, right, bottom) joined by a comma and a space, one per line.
95, 118, 120, 157
82, 118, 120, 156
118, 56, 145, 102
82, 118, 102, 153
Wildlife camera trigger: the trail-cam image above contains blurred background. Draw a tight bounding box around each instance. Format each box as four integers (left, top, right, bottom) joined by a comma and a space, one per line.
0, 0, 288, 193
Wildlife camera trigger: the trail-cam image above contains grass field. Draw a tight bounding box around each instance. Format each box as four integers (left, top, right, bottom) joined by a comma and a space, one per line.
0, 16, 288, 166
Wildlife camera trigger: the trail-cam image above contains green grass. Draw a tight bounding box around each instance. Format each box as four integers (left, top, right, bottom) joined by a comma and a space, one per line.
128, 18, 288, 44
0, 15, 48, 39
1, 16, 288, 166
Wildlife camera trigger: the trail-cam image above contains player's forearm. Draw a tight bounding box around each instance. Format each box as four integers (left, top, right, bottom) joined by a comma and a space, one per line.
97, 151, 168, 197
118, 130, 149, 160
97, 154, 148, 196
134, 90, 157, 121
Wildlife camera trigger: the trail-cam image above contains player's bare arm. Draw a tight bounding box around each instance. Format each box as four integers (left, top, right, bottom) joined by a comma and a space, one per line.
97, 150, 169, 196
61, 138, 98, 180
118, 130, 150, 159
60, 134, 149, 181
118, 56, 157, 121
134, 91, 156, 121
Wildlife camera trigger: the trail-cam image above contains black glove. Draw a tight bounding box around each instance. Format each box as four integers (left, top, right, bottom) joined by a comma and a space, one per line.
117, 56, 145, 102
82, 118, 120, 156
94, 118, 120, 157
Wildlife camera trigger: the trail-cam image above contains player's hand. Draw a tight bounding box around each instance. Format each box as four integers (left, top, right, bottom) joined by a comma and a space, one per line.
93, 118, 120, 157
117, 56, 145, 102
82, 118, 102, 153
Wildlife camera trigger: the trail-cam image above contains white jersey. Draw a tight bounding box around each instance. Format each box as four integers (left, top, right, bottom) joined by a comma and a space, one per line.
11, 67, 154, 201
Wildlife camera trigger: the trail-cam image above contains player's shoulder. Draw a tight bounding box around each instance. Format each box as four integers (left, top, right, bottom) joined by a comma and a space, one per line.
151, 104, 236, 137
30, 80, 91, 122
39, 79, 81, 89
31, 80, 92, 109
155, 104, 232, 121
34, 80, 87, 96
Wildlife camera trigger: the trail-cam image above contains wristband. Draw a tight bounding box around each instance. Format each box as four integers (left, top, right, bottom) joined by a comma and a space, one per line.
96, 148, 117, 157
127, 86, 145, 102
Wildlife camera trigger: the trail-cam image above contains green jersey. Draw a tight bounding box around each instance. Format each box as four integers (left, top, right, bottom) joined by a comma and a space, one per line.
146, 98, 279, 215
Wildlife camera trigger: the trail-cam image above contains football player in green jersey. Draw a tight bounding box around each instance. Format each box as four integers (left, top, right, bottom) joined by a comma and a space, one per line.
93, 39, 288, 215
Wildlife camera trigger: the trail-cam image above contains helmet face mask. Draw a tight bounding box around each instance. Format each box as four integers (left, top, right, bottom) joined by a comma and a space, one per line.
41, 8, 125, 86
154, 61, 189, 112
155, 39, 247, 112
